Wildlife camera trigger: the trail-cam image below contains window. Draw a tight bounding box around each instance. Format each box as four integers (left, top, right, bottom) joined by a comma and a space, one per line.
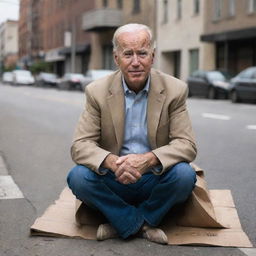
163, 0, 169, 24
103, 0, 108, 8
189, 49, 199, 75
117, 0, 123, 9
213, 0, 221, 20
228, 0, 235, 16
194, 0, 200, 15
103, 45, 115, 70
177, 0, 182, 19
133, 0, 141, 13
248, 0, 256, 13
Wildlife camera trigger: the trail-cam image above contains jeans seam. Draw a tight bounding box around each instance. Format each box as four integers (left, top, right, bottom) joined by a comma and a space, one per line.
121, 214, 144, 239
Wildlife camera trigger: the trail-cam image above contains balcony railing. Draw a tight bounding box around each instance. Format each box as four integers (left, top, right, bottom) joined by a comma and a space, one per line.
82, 8, 122, 31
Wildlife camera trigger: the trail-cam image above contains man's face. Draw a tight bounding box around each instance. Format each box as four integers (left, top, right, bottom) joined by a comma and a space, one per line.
114, 30, 154, 92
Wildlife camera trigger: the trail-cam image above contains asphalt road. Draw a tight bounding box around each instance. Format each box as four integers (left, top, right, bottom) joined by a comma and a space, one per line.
0, 83, 255, 256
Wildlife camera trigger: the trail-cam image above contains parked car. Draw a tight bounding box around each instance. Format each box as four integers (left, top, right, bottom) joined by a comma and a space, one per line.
81, 69, 114, 91
2, 72, 13, 84
228, 66, 256, 103
187, 70, 230, 99
12, 70, 35, 85
35, 72, 58, 87
57, 73, 86, 90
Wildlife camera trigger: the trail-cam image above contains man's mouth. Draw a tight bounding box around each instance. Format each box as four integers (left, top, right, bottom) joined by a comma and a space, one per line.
129, 70, 144, 74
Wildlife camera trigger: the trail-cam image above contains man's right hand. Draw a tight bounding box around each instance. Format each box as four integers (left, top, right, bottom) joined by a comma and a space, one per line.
102, 153, 119, 173
102, 154, 141, 185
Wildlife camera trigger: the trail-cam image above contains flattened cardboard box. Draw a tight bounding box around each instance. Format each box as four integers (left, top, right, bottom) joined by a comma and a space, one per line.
31, 165, 252, 247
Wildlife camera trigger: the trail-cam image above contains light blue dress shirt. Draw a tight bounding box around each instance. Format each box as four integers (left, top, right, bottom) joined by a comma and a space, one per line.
119, 77, 152, 156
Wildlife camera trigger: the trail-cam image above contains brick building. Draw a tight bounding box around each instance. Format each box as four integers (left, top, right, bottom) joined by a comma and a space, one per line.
19, 0, 94, 75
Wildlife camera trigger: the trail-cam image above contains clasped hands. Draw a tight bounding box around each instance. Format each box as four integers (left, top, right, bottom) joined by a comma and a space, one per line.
103, 152, 159, 185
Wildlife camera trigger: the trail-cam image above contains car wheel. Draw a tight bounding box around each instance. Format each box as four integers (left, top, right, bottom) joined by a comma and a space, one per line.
208, 87, 216, 99
58, 82, 70, 90
230, 90, 240, 103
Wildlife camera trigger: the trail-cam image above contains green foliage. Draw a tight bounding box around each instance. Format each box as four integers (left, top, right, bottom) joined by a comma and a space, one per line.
3, 65, 16, 72
29, 61, 53, 74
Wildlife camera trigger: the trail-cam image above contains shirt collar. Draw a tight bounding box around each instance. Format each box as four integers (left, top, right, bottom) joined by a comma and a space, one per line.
122, 76, 150, 95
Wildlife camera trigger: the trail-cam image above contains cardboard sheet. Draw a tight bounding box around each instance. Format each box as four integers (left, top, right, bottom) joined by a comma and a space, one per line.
30, 187, 252, 247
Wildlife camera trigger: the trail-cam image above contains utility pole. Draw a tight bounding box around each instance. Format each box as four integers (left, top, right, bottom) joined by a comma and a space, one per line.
70, 20, 76, 73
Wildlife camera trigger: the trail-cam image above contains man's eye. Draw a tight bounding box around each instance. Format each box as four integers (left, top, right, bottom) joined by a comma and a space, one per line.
138, 52, 148, 57
124, 52, 133, 58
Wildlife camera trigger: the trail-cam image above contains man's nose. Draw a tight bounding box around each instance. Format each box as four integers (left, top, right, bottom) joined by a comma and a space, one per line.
131, 54, 140, 66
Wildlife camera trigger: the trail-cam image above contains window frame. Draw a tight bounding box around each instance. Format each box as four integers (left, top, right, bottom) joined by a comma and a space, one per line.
132, 0, 141, 14
177, 0, 182, 20
193, 0, 200, 15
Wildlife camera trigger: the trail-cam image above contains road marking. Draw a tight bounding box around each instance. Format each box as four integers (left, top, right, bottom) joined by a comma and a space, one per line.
202, 112, 231, 120
0, 156, 8, 175
240, 248, 256, 256
246, 125, 256, 130
0, 175, 24, 199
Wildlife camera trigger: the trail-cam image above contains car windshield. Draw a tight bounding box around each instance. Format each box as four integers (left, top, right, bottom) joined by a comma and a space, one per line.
70, 74, 84, 79
207, 71, 226, 82
42, 73, 56, 79
90, 70, 113, 79
14, 71, 32, 77
238, 67, 256, 79
3, 72, 13, 78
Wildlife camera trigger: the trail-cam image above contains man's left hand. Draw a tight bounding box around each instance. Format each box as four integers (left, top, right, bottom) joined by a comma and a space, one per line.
115, 152, 159, 184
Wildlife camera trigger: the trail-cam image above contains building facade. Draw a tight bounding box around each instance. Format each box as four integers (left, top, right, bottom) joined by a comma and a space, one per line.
0, 20, 19, 72
82, 0, 156, 70
19, 0, 94, 75
201, 0, 256, 75
156, 0, 215, 81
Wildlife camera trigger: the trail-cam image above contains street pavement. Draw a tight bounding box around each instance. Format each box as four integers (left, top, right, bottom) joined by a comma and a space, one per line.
0, 83, 255, 256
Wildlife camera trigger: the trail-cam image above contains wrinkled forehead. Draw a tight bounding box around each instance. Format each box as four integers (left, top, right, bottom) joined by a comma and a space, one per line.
116, 30, 151, 51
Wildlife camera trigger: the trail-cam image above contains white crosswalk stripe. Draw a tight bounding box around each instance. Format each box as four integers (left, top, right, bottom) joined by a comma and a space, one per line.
246, 125, 256, 130
240, 248, 256, 256
0, 175, 24, 199
0, 155, 24, 199
202, 112, 231, 120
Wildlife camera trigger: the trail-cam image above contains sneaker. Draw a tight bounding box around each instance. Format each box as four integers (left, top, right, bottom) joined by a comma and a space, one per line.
141, 225, 168, 245
96, 223, 118, 241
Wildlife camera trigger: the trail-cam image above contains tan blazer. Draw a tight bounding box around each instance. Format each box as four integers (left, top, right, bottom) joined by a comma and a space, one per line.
71, 69, 197, 174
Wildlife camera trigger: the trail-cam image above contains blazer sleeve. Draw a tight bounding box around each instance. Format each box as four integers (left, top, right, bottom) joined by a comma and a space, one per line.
70, 87, 111, 174
151, 84, 197, 174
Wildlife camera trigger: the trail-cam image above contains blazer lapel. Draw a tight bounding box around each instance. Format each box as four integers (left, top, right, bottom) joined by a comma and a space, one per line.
107, 72, 125, 151
147, 71, 166, 149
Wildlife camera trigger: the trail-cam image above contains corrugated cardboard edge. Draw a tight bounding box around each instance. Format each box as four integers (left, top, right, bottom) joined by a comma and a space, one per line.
30, 187, 253, 247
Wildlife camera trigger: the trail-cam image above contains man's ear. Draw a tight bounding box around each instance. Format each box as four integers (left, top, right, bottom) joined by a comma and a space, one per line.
151, 49, 155, 64
113, 51, 119, 67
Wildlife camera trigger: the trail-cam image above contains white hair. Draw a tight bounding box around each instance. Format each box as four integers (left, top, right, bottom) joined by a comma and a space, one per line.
112, 23, 155, 51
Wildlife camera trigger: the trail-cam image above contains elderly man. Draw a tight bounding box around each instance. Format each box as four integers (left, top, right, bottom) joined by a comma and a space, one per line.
67, 23, 197, 244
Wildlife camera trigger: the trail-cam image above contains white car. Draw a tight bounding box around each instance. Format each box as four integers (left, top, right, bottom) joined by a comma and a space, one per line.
57, 73, 86, 90
2, 72, 13, 84
81, 69, 114, 91
12, 70, 35, 85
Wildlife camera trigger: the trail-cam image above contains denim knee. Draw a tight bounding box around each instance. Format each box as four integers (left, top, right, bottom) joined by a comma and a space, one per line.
164, 162, 196, 194
67, 165, 100, 192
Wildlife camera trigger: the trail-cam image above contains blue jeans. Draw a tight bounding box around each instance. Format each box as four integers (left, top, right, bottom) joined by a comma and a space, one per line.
67, 162, 196, 239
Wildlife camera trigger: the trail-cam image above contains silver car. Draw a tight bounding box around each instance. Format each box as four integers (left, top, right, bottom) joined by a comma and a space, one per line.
81, 69, 114, 91
2, 72, 13, 84
12, 70, 35, 85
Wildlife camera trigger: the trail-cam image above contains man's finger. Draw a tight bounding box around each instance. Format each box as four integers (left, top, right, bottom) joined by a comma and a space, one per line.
116, 155, 128, 165
118, 172, 138, 184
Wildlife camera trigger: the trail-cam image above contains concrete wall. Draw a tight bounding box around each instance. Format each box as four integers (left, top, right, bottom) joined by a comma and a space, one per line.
87, 0, 156, 70
204, 0, 256, 34
156, 0, 215, 81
